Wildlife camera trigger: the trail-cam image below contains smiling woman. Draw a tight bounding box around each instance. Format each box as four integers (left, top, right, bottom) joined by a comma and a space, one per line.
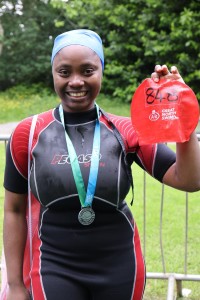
2, 29, 200, 300
51, 29, 103, 113
52, 45, 102, 112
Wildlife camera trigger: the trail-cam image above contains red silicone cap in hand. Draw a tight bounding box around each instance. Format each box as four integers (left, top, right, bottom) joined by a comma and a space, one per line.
131, 78, 199, 145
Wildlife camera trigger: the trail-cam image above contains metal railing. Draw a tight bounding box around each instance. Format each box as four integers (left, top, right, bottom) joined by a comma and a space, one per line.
145, 180, 200, 299
141, 133, 200, 299
0, 133, 200, 300
0, 135, 9, 142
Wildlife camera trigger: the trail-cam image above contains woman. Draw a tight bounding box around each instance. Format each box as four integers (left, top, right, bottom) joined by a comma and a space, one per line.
3, 29, 200, 300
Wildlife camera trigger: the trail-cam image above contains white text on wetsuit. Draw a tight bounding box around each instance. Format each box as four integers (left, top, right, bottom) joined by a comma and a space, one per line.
51, 154, 102, 165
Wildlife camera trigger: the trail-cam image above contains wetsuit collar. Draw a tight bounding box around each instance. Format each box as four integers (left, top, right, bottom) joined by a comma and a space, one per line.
55, 105, 97, 125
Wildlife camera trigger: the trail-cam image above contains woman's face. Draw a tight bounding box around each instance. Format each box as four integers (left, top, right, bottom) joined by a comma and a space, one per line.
52, 45, 103, 113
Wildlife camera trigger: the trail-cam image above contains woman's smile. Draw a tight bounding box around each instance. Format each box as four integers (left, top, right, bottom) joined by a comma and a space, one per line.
66, 91, 88, 98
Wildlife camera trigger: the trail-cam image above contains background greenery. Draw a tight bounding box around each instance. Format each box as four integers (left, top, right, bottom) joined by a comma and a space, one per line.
0, 0, 200, 103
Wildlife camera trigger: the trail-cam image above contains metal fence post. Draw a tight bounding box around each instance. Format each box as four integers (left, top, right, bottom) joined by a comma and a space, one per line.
167, 274, 175, 300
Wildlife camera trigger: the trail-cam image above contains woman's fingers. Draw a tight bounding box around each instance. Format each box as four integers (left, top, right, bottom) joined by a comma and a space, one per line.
151, 65, 184, 83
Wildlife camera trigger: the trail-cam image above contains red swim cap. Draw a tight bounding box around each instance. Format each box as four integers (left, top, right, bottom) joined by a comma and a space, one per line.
131, 78, 199, 145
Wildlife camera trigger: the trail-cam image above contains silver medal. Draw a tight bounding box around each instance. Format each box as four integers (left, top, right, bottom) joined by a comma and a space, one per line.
78, 207, 95, 226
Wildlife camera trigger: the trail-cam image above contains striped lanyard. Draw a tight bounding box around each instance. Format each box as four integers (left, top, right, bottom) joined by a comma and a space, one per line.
59, 104, 100, 208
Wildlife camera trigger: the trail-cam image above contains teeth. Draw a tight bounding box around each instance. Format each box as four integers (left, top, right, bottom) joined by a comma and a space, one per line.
68, 92, 86, 97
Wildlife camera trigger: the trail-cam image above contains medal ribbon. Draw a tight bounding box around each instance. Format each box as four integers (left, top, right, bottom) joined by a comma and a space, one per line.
59, 104, 100, 208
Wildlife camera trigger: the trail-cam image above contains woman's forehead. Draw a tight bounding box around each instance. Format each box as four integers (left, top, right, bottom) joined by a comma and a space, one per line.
54, 45, 101, 66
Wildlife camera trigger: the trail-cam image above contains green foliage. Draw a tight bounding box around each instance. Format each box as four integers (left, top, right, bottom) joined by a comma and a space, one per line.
0, 0, 66, 89
0, 0, 200, 104
50, 0, 200, 103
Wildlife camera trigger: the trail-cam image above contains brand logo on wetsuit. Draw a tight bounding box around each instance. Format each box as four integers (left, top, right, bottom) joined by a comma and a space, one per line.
51, 154, 102, 165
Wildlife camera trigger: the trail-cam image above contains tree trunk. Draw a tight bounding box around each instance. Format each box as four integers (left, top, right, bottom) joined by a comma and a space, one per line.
0, 22, 4, 55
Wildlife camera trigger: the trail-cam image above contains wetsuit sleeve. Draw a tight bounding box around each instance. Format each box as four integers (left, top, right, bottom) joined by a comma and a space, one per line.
134, 143, 176, 182
4, 118, 32, 194
106, 113, 176, 183
4, 140, 28, 193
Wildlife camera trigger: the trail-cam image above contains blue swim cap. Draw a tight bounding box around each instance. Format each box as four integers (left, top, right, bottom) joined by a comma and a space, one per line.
51, 29, 104, 70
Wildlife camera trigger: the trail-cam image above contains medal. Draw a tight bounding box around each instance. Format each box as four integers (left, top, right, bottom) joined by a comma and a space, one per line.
78, 207, 95, 226
59, 104, 100, 226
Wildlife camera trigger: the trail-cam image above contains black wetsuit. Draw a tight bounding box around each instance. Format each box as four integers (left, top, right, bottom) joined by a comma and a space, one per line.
4, 106, 176, 300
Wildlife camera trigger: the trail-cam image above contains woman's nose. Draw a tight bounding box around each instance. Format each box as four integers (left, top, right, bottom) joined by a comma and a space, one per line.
68, 75, 84, 87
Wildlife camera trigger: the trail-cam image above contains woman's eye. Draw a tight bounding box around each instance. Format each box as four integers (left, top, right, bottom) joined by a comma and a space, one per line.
59, 69, 70, 76
84, 68, 94, 75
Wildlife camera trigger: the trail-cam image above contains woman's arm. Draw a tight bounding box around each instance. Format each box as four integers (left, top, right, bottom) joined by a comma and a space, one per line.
3, 189, 30, 300
163, 132, 200, 192
152, 65, 200, 192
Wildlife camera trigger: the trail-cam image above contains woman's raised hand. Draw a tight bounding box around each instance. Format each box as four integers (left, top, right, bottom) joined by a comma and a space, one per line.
151, 64, 184, 83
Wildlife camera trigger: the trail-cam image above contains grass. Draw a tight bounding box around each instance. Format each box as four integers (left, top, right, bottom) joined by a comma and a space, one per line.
0, 86, 200, 299
130, 160, 200, 299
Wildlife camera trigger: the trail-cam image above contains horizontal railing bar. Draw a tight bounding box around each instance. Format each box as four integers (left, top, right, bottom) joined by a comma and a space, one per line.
0, 134, 10, 141
147, 272, 200, 281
